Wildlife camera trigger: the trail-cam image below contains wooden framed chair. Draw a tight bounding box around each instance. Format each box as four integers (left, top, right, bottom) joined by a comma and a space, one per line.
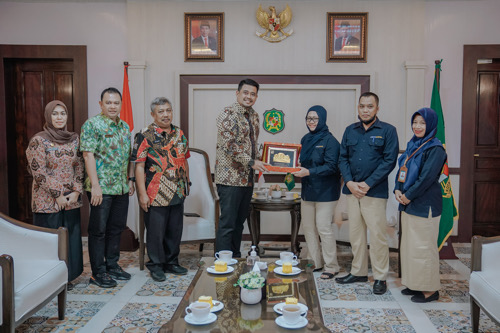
138, 148, 219, 270
0, 212, 68, 333
470, 235, 500, 333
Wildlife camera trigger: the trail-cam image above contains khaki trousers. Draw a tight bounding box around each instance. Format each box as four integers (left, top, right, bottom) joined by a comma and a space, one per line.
401, 211, 441, 291
346, 195, 389, 280
301, 200, 339, 273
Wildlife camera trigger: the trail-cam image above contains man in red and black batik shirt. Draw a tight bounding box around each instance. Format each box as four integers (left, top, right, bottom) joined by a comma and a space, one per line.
132, 97, 190, 282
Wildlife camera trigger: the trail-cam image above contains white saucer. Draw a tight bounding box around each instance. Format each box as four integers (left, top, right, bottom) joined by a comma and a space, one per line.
275, 259, 299, 266
275, 316, 308, 329
226, 258, 238, 265
255, 197, 267, 201
184, 312, 217, 325
274, 266, 302, 276
211, 300, 224, 312
214, 258, 237, 265
273, 302, 308, 315
207, 266, 235, 274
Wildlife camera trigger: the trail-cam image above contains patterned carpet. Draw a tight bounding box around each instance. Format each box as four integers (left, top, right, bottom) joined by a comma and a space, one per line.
13, 241, 500, 333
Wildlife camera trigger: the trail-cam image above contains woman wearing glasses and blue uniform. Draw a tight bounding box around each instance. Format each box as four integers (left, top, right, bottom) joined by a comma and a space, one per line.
293, 105, 341, 279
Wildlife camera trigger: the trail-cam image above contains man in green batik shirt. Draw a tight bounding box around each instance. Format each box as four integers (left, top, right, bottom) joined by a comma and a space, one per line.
80, 87, 135, 288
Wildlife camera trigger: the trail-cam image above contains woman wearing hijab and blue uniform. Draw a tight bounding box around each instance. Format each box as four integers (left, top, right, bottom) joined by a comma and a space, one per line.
395, 107, 447, 303
293, 105, 341, 279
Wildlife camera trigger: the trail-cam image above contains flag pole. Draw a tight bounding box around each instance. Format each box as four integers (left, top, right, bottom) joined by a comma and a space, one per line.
119, 60, 139, 251
432, 59, 458, 260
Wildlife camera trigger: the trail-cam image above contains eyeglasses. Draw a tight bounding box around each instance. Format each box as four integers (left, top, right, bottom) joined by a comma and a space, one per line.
306, 117, 319, 123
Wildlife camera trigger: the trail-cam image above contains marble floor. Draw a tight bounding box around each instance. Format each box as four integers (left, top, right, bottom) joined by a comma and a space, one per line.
15, 241, 499, 333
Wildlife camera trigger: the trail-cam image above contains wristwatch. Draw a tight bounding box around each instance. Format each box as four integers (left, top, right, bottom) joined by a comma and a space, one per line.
248, 160, 255, 167
128, 177, 136, 182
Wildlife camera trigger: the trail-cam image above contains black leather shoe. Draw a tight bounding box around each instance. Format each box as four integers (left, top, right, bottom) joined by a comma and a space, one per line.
90, 273, 117, 288
150, 270, 166, 282
373, 280, 387, 295
411, 291, 439, 303
107, 266, 131, 280
164, 264, 188, 275
335, 273, 368, 284
67, 282, 74, 291
401, 287, 422, 296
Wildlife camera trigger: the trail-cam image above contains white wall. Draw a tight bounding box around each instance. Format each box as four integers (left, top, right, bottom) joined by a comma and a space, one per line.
424, 0, 500, 168
127, 0, 425, 142
0, 2, 128, 116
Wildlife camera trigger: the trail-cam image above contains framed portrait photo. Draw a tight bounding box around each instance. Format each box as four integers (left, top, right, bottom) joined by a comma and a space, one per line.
185, 12, 224, 62
327, 12, 368, 62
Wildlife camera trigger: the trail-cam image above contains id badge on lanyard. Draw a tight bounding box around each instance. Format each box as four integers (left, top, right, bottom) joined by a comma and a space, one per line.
397, 165, 407, 183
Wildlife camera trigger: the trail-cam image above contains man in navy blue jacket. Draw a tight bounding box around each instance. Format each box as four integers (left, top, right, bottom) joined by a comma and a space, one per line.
336, 92, 399, 295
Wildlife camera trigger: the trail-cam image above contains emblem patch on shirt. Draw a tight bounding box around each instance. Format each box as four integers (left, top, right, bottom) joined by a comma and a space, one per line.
263, 108, 285, 134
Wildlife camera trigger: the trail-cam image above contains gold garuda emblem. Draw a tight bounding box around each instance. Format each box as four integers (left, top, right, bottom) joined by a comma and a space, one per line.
273, 152, 291, 164
256, 4, 293, 43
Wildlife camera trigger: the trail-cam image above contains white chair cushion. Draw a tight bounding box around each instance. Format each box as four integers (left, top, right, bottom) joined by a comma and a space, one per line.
181, 216, 215, 241
470, 270, 500, 323
0, 219, 59, 260
14, 259, 67, 321
482, 241, 500, 272
184, 152, 215, 222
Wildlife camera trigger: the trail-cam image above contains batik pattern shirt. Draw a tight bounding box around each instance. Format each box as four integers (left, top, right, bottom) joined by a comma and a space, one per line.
215, 102, 260, 187
80, 113, 131, 195
26, 136, 84, 213
131, 123, 190, 206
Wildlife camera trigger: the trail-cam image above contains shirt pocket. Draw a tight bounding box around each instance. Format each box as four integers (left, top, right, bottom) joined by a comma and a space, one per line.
99, 133, 116, 151
368, 137, 385, 151
312, 145, 326, 164
346, 138, 358, 154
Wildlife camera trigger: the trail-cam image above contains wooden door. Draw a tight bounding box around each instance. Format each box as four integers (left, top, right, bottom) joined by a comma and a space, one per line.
461, 45, 500, 241
6, 59, 74, 224
472, 64, 500, 236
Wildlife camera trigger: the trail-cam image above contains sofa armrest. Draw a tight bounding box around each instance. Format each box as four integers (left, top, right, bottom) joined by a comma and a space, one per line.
0, 254, 15, 329
471, 235, 500, 272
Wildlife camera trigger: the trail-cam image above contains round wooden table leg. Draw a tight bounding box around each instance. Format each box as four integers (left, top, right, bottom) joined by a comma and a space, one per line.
290, 203, 301, 256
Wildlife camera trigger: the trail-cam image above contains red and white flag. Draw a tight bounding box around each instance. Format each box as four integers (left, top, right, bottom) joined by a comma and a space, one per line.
257, 171, 266, 190
120, 64, 134, 132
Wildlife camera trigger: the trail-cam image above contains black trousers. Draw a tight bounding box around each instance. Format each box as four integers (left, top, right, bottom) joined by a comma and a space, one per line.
33, 208, 83, 281
215, 185, 253, 257
144, 204, 184, 273
86, 193, 129, 276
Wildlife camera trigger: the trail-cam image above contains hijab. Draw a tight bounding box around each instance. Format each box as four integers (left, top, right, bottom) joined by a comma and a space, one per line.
299, 105, 332, 164
397, 107, 443, 191
34, 100, 78, 145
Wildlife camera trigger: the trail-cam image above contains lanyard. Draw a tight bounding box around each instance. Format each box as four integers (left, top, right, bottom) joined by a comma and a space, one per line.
398, 138, 432, 183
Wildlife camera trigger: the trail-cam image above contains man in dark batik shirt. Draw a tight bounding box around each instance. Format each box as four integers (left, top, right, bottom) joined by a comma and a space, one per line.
132, 97, 190, 281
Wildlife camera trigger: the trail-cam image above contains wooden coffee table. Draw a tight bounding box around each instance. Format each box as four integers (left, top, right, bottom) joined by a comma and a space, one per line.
249, 197, 302, 257
159, 257, 329, 332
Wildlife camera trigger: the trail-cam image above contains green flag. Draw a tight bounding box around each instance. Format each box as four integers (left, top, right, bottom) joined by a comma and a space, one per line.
284, 173, 295, 191
431, 60, 459, 251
